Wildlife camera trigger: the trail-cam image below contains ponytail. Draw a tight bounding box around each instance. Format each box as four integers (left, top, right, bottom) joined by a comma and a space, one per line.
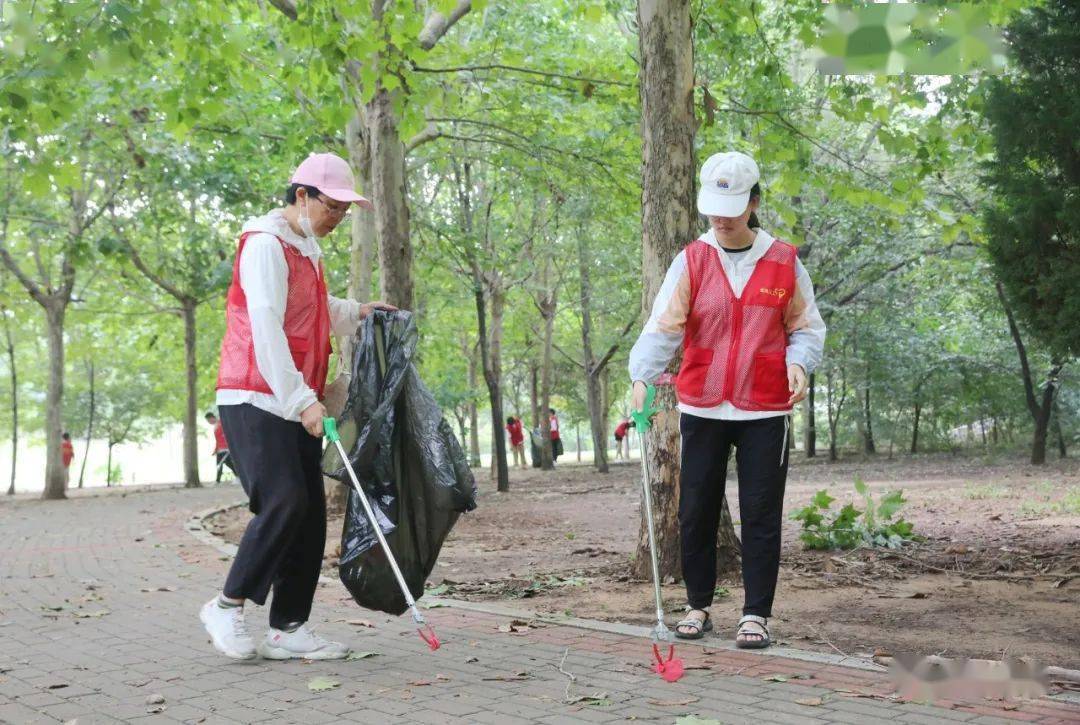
747, 182, 762, 229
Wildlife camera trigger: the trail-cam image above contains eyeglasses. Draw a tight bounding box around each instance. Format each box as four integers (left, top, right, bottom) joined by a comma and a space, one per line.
312, 195, 350, 218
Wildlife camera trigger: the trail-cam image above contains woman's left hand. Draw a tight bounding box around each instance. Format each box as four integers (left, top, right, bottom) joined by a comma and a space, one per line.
359, 301, 400, 319
787, 364, 808, 406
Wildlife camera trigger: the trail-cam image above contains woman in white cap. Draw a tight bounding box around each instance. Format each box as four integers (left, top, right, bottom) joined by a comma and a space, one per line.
201, 152, 396, 661
628, 151, 825, 648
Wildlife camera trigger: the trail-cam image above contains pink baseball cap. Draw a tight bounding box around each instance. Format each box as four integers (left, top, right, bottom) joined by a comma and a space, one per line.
290, 153, 373, 210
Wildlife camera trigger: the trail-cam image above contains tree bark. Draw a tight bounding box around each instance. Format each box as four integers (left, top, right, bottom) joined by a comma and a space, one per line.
577, 231, 609, 473
863, 386, 876, 454
996, 281, 1062, 465
1052, 400, 1067, 459
106, 442, 114, 487
538, 254, 556, 471
475, 286, 510, 489
911, 401, 921, 454
633, 0, 741, 581
804, 373, 817, 457
2, 301, 16, 496
43, 303, 67, 500
467, 344, 481, 467
346, 112, 375, 304
182, 299, 200, 488
368, 87, 413, 310
78, 359, 95, 489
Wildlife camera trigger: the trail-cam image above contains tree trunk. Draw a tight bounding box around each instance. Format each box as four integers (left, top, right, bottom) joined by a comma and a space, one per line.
106, 442, 114, 487
530, 363, 540, 431
911, 400, 921, 454
863, 386, 876, 454
467, 344, 481, 467
78, 360, 95, 489
577, 230, 609, 473
804, 373, 816, 457
43, 303, 67, 500
633, 0, 719, 580
368, 87, 413, 311
538, 258, 556, 471
2, 303, 16, 496
475, 286, 510, 491
346, 112, 375, 304
1053, 400, 1067, 459
182, 299, 200, 488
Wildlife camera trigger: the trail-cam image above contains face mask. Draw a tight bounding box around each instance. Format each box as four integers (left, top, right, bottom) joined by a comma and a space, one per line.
299, 197, 319, 240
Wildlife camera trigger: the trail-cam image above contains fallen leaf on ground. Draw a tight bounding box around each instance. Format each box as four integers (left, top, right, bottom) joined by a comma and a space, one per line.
409, 680, 432, 686
436, 674, 451, 681
146, 705, 166, 714
46, 683, 69, 690
73, 610, 110, 618
140, 586, 177, 593
145, 694, 165, 705
796, 697, 825, 706
567, 693, 612, 707
764, 675, 789, 682
464, 656, 479, 664
647, 697, 699, 706
944, 544, 970, 555
345, 651, 380, 661
345, 619, 374, 628
496, 619, 532, 633
307, 677, 340, 692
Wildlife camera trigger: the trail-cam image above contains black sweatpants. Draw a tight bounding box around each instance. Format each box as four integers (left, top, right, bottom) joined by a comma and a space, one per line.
219, 403, 326, 630
215, 451, 237, 483
679, 413, 789, 617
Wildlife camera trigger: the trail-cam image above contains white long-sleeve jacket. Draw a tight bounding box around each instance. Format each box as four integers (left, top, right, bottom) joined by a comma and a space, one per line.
628, 228, 826, 421
216, 209, 362, 422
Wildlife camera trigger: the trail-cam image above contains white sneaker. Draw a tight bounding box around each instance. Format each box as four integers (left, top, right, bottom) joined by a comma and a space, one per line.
257, 624, 350, 660
199, 597, 257, 660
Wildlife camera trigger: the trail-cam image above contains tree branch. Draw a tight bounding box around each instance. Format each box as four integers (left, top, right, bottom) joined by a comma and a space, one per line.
418, 0, 472, 51
591, 314, 639, 377
266, 0, 297, 20
412, 62, 633, 87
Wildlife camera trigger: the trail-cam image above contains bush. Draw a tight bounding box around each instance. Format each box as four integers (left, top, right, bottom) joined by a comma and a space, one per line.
791, 478, 918, 550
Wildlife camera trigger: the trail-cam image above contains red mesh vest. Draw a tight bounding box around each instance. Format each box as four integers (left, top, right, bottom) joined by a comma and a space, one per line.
216, 232, 332, 401
675, 238, 797, 411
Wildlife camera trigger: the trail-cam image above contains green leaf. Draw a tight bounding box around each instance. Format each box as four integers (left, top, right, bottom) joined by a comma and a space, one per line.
811, 490, 835, 510
853, 478, 868, 496
345, 651, 380, 661
307, 677, 340, 692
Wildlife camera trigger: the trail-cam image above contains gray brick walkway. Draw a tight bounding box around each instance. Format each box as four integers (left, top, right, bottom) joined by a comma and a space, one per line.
1, 486, 1076, 724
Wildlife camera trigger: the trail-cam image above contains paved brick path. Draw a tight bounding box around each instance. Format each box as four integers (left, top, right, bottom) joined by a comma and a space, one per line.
1, 485, 1077, 724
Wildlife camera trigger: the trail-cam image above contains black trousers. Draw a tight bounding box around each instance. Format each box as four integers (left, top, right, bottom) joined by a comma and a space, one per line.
219, 404, 326, 630
679, 413, 789, 617
215, 451, 237, 483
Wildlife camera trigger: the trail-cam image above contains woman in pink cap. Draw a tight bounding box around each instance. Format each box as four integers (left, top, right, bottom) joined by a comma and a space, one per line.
201, 152, 395, 661
628, 151, 826, 648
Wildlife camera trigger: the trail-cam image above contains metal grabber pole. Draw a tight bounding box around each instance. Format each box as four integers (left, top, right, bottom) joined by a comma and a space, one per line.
323, 416, 440, 650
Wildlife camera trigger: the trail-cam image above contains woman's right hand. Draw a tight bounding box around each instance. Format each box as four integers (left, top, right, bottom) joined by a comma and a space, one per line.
632, 380, 647, 412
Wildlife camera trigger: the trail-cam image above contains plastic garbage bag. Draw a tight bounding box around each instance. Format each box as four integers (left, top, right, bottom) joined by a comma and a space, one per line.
322, 310, 477, 615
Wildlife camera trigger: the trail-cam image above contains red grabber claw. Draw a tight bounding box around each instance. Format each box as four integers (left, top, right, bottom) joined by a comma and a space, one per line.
418, 624, 440, 651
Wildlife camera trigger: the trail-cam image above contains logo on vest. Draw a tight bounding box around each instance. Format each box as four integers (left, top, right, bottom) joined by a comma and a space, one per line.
760, 287, 787, 299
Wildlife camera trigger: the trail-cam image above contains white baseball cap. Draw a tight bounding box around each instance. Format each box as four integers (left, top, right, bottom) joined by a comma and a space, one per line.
696, 151, 760, 217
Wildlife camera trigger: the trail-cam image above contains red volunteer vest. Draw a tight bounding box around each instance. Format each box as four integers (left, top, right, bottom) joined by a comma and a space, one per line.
213, 422, 228, 453
216, 232, 332, 401
675, 238, 797, 411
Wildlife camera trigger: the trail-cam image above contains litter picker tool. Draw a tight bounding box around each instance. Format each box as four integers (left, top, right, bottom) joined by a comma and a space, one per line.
323, 416, 441, 651
630, 383, 684, 683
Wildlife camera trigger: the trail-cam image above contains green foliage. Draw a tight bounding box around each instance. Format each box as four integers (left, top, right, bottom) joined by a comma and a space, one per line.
983, 0, 1080, 360
791, 479, 918, 550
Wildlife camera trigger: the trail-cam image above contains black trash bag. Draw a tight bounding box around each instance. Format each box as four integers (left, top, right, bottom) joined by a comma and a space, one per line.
322, 310, 477, 615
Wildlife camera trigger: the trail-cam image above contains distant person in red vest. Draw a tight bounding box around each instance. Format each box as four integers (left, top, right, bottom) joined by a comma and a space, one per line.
205, 412, 236, 483
628, 151, 825, 648
202, 152, 396, 662
505, 416, 527, 470
614, 418, 632, 460
548, 408, 563, 462
60, 432, 75, 485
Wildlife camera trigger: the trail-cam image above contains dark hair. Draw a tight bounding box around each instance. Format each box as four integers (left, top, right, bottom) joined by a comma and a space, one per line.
205, 412, 216, 419
284, 183, 322, 205
506, 417, 515, 425
549, 408, 556, 414
747, 182, 762, 230
62, 432, 70, 440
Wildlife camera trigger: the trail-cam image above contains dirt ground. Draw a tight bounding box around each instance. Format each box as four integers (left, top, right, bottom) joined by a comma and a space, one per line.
208, 451, 1080, 670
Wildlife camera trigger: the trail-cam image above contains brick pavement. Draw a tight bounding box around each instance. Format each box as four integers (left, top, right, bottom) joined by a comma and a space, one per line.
1, 486, 1077, 724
